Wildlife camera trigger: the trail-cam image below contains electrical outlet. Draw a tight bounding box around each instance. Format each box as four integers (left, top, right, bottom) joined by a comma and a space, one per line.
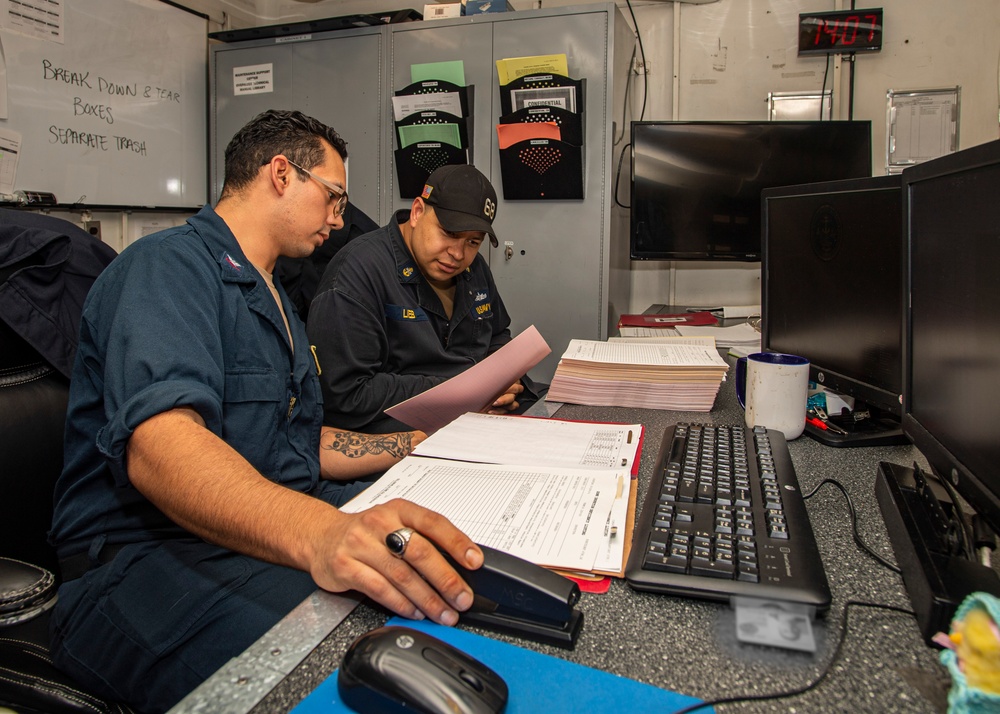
84, 220, 102, 241
632, 57, 649, 74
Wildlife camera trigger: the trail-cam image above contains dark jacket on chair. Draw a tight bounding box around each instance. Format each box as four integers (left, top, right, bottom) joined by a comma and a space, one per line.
0, 208, 118, 378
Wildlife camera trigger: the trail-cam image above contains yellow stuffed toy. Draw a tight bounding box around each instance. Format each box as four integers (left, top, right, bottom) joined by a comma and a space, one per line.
935, 592, 1000, 712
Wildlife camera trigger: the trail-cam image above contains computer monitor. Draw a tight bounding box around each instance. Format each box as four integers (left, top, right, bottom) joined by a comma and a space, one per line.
875, 138, 1000, 644
761, 175, 907, 447
630, 121, 873, 261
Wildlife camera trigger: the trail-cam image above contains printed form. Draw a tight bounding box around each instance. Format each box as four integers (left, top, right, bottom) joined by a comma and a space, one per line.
341, 457, 623, 572
412, 412, 641, 471
561, 339, 728, 367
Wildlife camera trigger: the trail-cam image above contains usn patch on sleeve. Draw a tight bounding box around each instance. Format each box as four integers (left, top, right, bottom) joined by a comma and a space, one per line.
385, 304, 429, 322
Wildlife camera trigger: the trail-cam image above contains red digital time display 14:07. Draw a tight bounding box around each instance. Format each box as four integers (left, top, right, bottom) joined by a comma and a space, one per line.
798, 8, 884, 55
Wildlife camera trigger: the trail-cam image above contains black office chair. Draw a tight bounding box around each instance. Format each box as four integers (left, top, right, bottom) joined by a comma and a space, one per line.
1, 211, 134, 712
0, 324, 136, 714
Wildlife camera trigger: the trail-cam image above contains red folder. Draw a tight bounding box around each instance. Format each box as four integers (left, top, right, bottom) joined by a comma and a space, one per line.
617, 311, 719, 329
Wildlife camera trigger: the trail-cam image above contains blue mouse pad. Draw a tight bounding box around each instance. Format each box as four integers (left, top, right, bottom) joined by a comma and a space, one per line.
291, 616, 708, 713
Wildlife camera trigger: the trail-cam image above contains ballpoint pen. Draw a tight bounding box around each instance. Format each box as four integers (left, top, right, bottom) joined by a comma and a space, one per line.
609, 475, 624, 537
807, 414, 849, 435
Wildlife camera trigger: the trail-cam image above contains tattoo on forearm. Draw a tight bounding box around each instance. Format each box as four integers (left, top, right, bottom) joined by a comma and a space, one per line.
323, 431, 413, 459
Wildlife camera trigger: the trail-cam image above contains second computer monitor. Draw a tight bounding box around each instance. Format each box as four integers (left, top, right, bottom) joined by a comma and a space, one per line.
762, 175, 905, 447
630, 121, 872, 261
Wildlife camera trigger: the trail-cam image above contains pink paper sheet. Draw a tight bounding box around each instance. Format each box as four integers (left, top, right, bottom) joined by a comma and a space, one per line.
384, 325, 551, 434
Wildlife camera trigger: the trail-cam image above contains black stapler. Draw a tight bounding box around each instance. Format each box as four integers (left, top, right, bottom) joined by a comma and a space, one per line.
442, 544, 584, 649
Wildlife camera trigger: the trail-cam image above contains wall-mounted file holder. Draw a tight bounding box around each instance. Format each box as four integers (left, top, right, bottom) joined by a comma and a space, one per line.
499, 74, 584, 118
394, 141, 469, 198
394, 80, 473, 119
498, 137, 583, 200
498, 105, 583, 147
396, 109, 472, 156
497, 73, 585, 200
393, 80, 474, 198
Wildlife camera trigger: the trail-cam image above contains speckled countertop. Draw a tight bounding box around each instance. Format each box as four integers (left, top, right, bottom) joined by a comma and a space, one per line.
249, 360, 956, 714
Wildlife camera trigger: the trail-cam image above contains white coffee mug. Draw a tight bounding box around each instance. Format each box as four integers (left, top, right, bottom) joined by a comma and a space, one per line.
735, 352, 810, 440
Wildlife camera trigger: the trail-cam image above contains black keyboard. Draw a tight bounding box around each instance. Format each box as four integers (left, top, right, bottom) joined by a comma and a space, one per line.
625, 423, 831, 611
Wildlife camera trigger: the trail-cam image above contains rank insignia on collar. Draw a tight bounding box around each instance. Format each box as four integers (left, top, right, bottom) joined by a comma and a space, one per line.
223, 253, 243, 272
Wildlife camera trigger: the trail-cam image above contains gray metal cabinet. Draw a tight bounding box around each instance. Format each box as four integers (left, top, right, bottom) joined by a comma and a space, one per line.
211, 3, 632, 383
210, 28, 385, 216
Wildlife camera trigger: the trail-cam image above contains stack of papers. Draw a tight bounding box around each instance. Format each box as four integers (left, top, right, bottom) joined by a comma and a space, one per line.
610, 335, 716, 348
546, 339, 730, 411
674, 322, 762, 356
342, 412, 641, 576
495, 54, 569, 85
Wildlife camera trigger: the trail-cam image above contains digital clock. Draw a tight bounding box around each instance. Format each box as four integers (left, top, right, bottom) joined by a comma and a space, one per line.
798, 8, 884, 55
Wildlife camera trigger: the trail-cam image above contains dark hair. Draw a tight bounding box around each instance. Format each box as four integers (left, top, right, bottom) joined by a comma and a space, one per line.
220, 109, 348, 197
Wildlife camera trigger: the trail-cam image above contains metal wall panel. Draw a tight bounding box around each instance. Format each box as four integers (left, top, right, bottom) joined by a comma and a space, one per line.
386, 22, 494, 214
210, 29, 384, 218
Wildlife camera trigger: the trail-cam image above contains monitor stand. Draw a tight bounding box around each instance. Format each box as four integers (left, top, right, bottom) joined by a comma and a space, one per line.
875, 461, 1000, 645
805, 403, 907, 447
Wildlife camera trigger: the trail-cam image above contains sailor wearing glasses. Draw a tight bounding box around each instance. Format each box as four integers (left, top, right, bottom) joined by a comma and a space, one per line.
49, 110, 483, 713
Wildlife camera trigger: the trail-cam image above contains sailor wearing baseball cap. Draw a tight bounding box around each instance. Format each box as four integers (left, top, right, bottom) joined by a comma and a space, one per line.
420, 164, 499, 248
308, 163, 540, 434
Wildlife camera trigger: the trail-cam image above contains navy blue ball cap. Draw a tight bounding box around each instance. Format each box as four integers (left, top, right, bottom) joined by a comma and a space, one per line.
420, 164, 498, 247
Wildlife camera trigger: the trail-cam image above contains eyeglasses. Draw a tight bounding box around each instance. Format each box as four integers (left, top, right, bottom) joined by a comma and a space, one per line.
287, 159, 348, 217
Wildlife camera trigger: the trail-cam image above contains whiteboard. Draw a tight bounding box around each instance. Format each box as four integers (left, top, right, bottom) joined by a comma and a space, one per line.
0, 0, 208, 207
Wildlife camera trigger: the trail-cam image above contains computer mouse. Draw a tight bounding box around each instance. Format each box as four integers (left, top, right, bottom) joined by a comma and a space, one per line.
337, 625, 509, 714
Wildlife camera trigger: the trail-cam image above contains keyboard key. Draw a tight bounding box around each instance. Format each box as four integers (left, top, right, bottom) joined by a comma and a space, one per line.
645, 554, 688, 573
690, 556, 735, 578
769, 524, 789, 539
714, 549, 735, 569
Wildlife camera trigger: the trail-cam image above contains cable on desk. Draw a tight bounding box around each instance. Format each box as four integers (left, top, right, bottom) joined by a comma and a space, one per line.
803, 478, 901, 574
666, 600, 917, 714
